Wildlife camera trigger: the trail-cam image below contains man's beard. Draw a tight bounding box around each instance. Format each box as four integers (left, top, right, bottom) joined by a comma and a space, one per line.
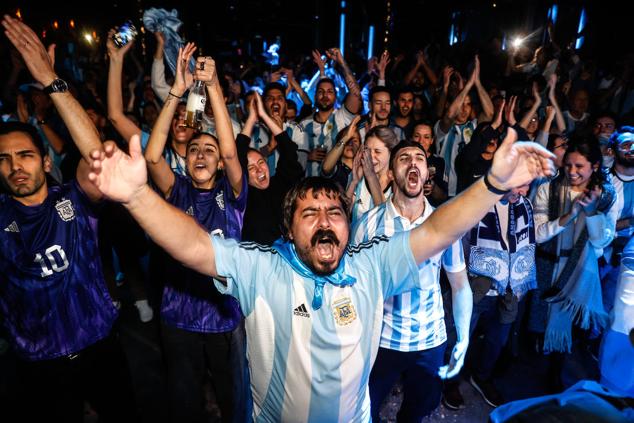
4, 171, 46, 198
295, 228, 341, 276
317, 101, 334, 112
615, 153, 634, 168
396, 170, 423, 199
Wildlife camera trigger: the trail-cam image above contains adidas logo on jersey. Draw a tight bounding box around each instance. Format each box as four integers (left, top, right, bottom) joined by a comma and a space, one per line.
4, 221, 19, 233
293, 303, 310, 318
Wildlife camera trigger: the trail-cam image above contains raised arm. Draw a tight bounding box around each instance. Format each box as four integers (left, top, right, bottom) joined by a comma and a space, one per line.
106, 28, 141, 142
312, 49, 327, 79
327, 48, 362, 114
150, 31, 170, 102
144, 43, 196, 197
409, 128, 556, 264
547, 73, 566, 133
89, 136, 218, 277
2, 15, 104, 201
519, 82, 542, 129
197, 57, 243, 197
440, 68, 475, 133
286, 68, 312, 107
322, 116, 360, 175
472, 56, 494, 122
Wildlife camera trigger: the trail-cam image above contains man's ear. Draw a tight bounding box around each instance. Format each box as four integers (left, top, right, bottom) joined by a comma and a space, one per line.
43, 155, 52, 173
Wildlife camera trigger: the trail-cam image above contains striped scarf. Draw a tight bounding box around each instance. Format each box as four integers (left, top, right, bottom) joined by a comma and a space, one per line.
468, 197, 536, 297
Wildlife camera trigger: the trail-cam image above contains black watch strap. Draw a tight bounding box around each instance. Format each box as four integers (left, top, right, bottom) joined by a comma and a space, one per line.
43, 78, 68, 95
483, 173, 510, 195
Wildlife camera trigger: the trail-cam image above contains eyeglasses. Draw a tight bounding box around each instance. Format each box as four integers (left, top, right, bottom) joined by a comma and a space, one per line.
553, 141, 568, 150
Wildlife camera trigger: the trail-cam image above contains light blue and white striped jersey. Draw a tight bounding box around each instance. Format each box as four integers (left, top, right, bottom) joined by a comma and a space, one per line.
297, 107, 356, 177
349, 175, 392, 225
434, 119, 477, 197
140, 130, 187, 176
249, 121, 304, 176
352, 196, 465, 351
608, 170, 634, 239
210, 232, 420, 422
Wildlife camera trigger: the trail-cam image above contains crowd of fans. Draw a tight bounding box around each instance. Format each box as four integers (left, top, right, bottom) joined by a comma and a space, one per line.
1, 9, 633, 423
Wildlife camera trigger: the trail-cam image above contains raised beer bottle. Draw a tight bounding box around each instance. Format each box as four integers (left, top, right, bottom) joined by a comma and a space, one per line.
185, 80, 206, 130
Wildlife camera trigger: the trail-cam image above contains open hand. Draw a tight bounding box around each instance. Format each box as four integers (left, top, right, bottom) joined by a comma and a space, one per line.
172, 43, 197, 96
88, 135, 148, 204
489, 127, 556, 191
438, 340, 468, 379
2, 15, 57, 86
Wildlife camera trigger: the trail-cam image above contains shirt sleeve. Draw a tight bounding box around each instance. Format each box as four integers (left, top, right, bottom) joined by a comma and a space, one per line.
151, 58, 170, 103
533, 182, 566, 243
210, 235, 275, 316
441, 239, 467, 273
353, 231, 420, 298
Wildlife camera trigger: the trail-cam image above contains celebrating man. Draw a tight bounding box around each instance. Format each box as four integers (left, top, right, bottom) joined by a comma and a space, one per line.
88, 80, 555, 422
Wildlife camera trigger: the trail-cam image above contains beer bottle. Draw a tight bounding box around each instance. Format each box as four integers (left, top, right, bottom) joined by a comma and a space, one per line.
185, 80, 206, 129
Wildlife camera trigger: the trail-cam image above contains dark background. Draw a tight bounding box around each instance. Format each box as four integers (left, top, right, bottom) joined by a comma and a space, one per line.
0, 0, 630, 68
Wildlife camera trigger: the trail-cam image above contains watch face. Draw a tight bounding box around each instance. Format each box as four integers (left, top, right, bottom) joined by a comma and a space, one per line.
52, 79, 68, 93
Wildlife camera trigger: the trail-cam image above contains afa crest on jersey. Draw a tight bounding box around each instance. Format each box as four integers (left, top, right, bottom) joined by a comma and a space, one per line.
215, 191, 225, 211
332, 296, 357, 326
55, 199, 75, 222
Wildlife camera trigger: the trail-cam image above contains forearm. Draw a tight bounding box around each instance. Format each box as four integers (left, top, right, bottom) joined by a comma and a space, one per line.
108, 59, 141, 140
145, 94, 179, 163
151, 58, 170, 102
448, 271, 473, 343
411, 177, 500, 263
126, 184, 217, 276
240, 118, 256, 138
50, 92, 101, 160
519, 101, 541, 129
550, 97, 566, 133
339, 61, 362, 113
447, 82, 474, 120
322, 142, 345, 174
209, 83, 237, 160
291, 80, 312, 105
475, 81, 494, 121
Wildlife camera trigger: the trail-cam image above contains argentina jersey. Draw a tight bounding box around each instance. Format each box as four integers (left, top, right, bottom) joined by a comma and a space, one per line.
351, 196, 465, 351
609, 170, 634, 239
209, 232, 419, 422
298, 107, 356, 177
140, 130, 187, 176
0, 181, 117, 361
435, 119, 477, 196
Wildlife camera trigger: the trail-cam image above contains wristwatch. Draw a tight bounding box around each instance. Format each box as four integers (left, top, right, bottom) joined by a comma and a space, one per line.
43, 78, 69, 95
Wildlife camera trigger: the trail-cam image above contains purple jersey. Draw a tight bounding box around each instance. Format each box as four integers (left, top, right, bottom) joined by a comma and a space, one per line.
0, 181, 117, 361
161, 174, 246, 332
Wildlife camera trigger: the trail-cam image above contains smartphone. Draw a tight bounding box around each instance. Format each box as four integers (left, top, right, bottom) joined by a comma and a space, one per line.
112, 21, 137, 48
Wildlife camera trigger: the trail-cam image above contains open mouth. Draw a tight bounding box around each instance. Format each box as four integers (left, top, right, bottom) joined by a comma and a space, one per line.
407, 169, 420, 187
271, 104, 281, 114
257, 173, 266, 182
311, 230, 340, 261
194, 163, 206, 170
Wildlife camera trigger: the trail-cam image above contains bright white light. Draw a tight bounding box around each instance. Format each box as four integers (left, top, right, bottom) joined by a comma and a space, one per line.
83, 33, 93, 43
512, 37, 523, 49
